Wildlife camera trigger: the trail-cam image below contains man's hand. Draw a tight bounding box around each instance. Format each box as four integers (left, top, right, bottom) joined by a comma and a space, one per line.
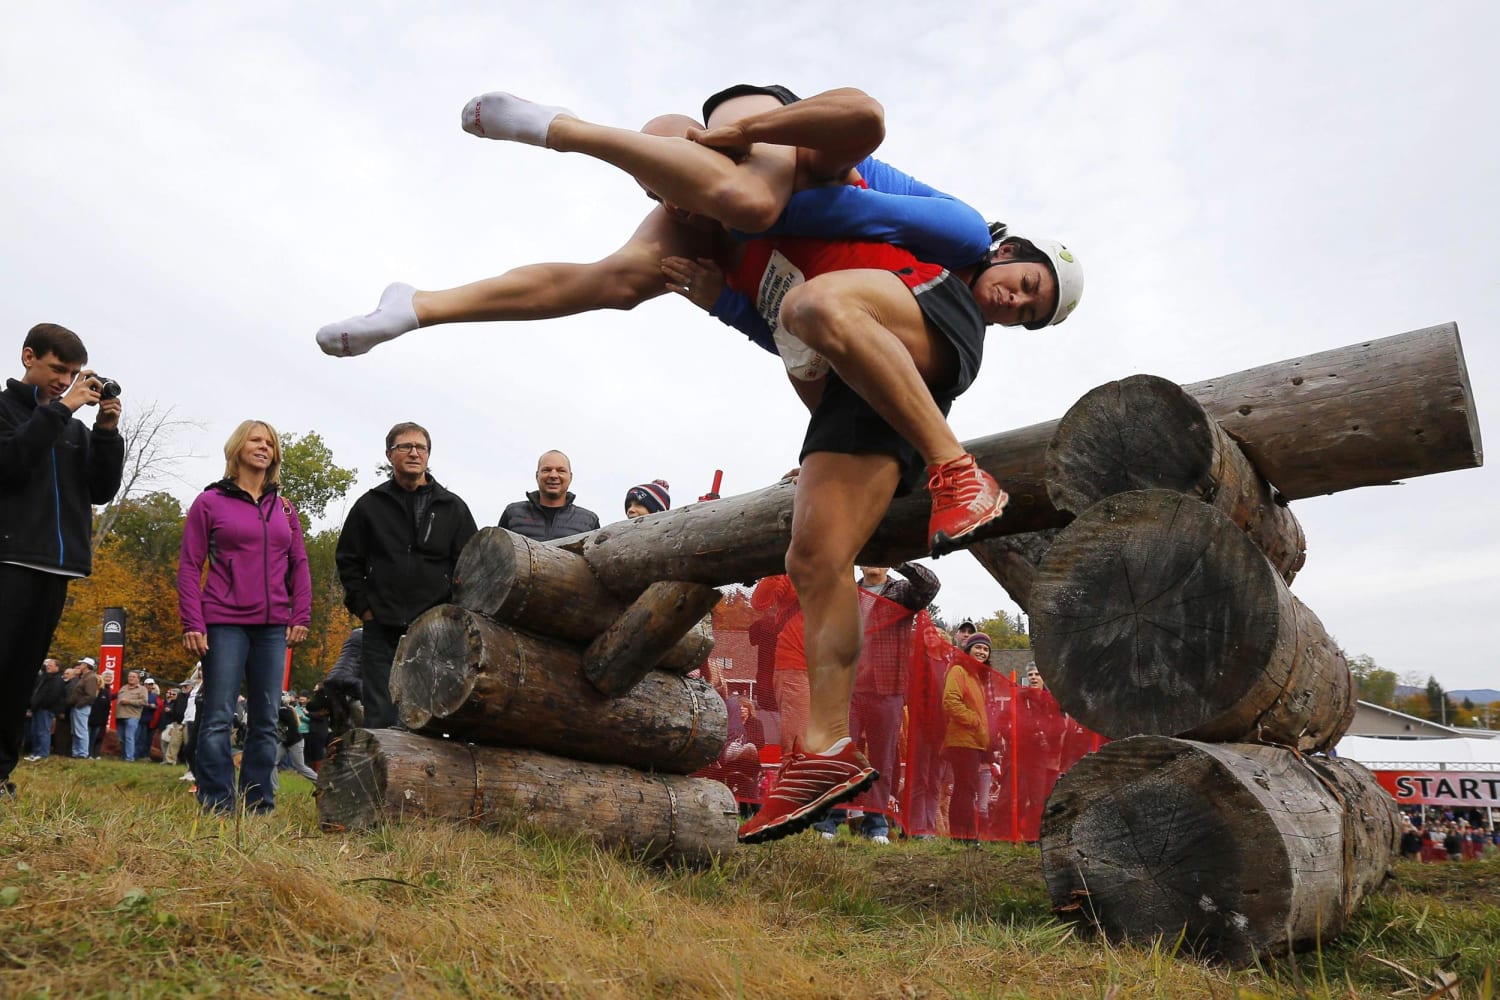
360, 610, 374, 622
687, 124, 752, 162
287, 625, 309, 646
661, 256, 725, 311
95, 396, 122, 431
59, 371, 102, 413
183, 632, 209, 657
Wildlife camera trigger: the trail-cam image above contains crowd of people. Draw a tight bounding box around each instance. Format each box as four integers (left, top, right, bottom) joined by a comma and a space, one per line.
1400, 808, 1500, 862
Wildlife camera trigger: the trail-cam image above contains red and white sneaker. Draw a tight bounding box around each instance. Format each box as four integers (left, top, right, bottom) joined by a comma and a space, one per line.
738, 740, 877, 845
926, 454, 1008, 557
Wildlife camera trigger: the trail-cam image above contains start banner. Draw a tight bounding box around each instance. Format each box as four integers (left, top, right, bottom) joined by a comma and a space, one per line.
1376, 770, 1500, 808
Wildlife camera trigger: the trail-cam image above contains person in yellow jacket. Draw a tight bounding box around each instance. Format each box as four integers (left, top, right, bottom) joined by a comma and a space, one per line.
942, 633, 992, 842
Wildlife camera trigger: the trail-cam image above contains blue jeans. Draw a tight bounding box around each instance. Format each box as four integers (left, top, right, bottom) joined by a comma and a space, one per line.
30, 709, 54, 759
70, 706, 90, 757
197, 624, 285, 814
118, 717, 140, 761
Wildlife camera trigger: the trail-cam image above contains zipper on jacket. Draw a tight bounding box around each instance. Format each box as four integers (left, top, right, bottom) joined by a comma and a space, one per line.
50, 449, 64, 566
422, 510, 436, 545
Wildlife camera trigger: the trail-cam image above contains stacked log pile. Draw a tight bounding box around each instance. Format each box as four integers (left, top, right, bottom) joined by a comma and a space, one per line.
316, 529, 738, 866
1026, 360, 1473, 961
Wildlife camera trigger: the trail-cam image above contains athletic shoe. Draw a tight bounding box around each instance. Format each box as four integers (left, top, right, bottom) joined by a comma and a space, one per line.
926, 454, 1008, 557
738, 741, 877, 845
22, 756, 39, 763
819, 831, 836, 841
178, 771, 195, 782
869, 834, 891, 846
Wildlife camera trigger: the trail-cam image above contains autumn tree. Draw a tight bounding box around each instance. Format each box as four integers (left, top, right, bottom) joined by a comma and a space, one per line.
93, 400, 202, 550
1349, 653, 1398, 707
278, 431, 358, 689
972, 610, 1031, 650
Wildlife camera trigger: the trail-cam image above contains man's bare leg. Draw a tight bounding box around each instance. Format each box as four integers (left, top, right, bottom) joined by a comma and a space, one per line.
787, 451, 904, 753
780, 269, 965, 467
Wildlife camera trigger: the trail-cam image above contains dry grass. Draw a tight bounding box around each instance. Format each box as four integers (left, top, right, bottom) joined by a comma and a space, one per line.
1, 757, 1497, 998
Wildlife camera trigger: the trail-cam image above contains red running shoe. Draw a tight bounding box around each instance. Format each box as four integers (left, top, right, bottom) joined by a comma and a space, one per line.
738, 740, 877, 844
926, 454, 1008, 557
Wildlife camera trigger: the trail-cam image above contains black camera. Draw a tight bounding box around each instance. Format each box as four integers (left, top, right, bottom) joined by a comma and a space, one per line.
89, 375, 122, 400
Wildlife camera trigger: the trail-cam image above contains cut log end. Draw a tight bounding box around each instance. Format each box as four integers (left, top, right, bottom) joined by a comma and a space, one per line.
391, 605, 485, 731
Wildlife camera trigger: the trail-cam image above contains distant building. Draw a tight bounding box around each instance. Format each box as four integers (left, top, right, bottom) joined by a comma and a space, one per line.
1350, 701, 1500, 740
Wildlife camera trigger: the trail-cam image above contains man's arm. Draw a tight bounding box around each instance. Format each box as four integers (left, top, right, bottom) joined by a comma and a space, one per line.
87, 419, 125, 505
888, 561, 941, 612
451, 501, 479, 562
334, 503, 371, 620
0, 400, 70, 486
287, 502, 312, 627
176, 497, 211, 635
693, 88, 885, 183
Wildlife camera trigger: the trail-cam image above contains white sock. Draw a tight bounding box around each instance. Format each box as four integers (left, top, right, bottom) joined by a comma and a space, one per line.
316, 282, 419, 358
816, 737, 851, 756
460, 91, 574, 146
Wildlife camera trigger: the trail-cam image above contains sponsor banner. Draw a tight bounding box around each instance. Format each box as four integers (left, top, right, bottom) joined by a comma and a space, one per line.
1376, 770, 1500, 808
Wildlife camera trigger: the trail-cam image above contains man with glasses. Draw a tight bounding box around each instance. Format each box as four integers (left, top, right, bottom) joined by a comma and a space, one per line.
336, 422, 478, 728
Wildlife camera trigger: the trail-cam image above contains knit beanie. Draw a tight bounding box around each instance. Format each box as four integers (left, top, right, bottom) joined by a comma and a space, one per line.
963, 632, 992, 653
625, 479, 671, 514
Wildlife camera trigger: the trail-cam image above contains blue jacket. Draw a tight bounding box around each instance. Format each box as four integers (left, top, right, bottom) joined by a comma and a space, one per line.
0, 378, 124, 575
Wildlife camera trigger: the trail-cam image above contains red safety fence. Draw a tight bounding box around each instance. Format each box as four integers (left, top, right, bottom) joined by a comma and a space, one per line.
693, 581, 1105, 842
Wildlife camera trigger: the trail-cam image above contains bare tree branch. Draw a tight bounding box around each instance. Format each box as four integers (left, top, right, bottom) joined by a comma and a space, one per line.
93, 400, 205, 551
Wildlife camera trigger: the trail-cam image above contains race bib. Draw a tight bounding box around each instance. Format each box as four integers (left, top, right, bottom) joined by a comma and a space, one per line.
757, 250, 829, 382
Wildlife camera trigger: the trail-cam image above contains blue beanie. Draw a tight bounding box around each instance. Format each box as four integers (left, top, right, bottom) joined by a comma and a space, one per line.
625, 480, 671, 514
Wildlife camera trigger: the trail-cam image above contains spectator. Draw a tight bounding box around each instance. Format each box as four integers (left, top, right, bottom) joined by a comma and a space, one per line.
313, 627, 365, 737
751, 575, 807, 752
302, 687, 329, 771
498, 450, 600, 541
943, 632, 993, 843
66, 658, 100, 758
137, 677, 164, 760
1023, 661, 1047, 690
955, 620, 977, 643
161, 685, 189, 765
816, 562, 939, 845
25, 658, 67, 762
89, 671, 114, 758
179, 672, 203, 783
336, 422, 477, 729
740, 700, 766, 749
1444, 824, 1463, 861
624, 480, 671, 519
114, 670, 148, 761
904, 622, 955, 840
0, 322, 124, 798
177, 419, 311, 816
1399, 820, 1423, 861
276, 695, 318, 781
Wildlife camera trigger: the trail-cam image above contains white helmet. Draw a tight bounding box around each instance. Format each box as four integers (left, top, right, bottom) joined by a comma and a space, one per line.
984, 225, 1084, 330
1031, 238, 1084, 329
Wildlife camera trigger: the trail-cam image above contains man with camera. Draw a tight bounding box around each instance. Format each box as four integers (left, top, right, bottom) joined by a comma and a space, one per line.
0, 323, 124, 798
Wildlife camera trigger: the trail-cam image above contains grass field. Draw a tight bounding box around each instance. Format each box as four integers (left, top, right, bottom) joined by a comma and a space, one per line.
1, 756, 1497, 998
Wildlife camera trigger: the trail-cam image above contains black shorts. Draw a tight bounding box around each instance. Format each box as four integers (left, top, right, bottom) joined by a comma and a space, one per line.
702, 84, 801, 125
799, 270, 986, 495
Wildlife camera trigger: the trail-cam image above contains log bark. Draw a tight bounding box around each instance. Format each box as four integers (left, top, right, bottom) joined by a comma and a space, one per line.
1041, 736, 1400, 965
1046, 374, 1307, 582
576, 325, 1479, 592
1029, 490, 1354, 750
583, 582, 722, 696
390, 605, 726, 773
451, 526, 709, 668
316, 728, 739, 866
967, 530, 1058, 614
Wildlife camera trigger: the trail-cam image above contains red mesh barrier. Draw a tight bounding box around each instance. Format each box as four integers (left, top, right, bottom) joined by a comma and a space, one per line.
693, 583, 1105, 842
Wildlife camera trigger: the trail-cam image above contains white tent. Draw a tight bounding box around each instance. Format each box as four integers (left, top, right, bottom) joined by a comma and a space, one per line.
1335, 735, 1500, 771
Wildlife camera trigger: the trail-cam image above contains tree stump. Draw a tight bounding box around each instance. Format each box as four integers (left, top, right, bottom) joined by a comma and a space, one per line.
1046, 374, 1306, 582
316, 728, 739, 866
583, 582, 723, 696
1030, 490, 1353, 749
390, 605, 726, 774
1041, 736, 1400, 965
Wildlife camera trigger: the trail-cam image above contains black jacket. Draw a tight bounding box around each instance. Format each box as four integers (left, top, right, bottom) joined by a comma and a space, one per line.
498, 491, 600, 542
30, 670, 68, 714
337, 476, 478, 628
0, 379, 124, 575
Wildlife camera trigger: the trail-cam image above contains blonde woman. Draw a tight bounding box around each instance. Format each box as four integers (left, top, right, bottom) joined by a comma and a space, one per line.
177, 420, 310, 815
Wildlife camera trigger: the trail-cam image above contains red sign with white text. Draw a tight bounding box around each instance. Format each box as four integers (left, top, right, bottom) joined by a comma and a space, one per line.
1376, 770, 1500, 808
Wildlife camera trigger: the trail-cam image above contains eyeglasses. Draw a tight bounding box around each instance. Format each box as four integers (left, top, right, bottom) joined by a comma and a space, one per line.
390, 443, 429, 454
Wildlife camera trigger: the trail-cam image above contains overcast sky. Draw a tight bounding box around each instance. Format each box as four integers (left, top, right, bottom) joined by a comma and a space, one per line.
4, 3, 1496, 690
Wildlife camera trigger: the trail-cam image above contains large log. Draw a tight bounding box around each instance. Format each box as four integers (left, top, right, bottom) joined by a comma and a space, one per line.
577, 325, 1480, 592
451, 526, 708, 670
390, 605, 726, 773
1045, 374, 1306, 582
316, 728, 738, 866
1041, 736, 1399, 965
583, 582, 722, 696
1029, 490, 1354, 750
967, 530, 1058, 614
